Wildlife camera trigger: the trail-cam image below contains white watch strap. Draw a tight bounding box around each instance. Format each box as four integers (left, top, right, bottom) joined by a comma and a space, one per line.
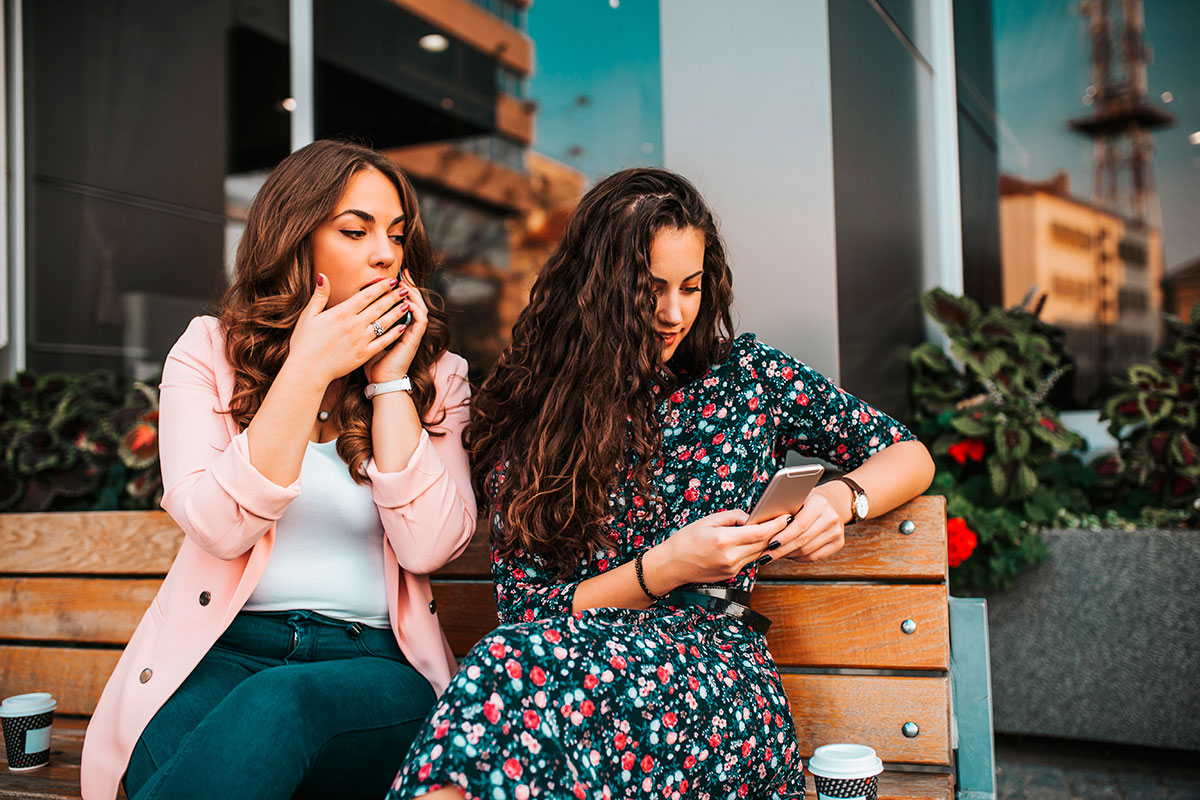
365, 377, 412, 398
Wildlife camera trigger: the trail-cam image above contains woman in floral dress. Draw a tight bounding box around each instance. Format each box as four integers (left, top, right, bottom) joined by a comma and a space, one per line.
388, 168, 935, 799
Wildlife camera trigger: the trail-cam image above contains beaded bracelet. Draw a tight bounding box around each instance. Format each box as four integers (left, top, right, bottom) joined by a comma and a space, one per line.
634, 549, 668, 600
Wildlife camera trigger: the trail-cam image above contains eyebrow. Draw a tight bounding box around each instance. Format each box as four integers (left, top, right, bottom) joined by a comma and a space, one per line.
651, 270, 704, 284
334, 209, 406, 226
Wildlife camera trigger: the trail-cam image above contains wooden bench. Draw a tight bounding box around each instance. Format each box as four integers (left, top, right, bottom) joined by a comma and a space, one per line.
0, 496, 994, 800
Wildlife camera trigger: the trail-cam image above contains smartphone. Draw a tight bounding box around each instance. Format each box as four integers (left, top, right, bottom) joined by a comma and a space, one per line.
745, 464, 825, 524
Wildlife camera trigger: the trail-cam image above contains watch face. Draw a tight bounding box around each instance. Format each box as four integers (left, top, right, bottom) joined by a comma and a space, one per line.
854, 493, 869, 519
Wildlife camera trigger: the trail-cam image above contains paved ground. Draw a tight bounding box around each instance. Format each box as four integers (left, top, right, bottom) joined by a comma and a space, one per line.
995, 734, 1200, 799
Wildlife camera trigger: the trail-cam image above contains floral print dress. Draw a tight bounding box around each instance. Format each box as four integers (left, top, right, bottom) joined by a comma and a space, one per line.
388, 334, 915, 800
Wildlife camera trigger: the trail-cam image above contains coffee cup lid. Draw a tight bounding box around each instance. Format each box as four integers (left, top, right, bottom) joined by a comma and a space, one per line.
0, 692, 57, 717
807, 743, 883, 779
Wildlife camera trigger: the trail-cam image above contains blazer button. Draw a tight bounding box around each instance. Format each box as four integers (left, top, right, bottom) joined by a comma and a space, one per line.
199, 591, 211, 606
428, 599, 437, 614
139, 668, 153, 684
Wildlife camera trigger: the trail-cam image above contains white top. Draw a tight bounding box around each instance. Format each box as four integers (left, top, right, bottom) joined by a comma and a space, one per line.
243, 438, 391, 627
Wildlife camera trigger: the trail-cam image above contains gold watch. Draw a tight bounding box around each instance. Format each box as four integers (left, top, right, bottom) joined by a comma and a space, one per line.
832, 476, 869, 524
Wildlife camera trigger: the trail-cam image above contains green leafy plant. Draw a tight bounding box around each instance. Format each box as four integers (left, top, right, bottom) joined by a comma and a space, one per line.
1095, 303, 1200, 522
0, 371, 161, 512
911, 288, 1092, 591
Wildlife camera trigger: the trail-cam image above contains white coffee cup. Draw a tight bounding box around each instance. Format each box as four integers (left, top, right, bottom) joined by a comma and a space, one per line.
807, 743, 884, 800
1, 693, 57, 771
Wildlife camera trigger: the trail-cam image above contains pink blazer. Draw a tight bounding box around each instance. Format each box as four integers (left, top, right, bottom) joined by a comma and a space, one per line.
80, 316, 477, 800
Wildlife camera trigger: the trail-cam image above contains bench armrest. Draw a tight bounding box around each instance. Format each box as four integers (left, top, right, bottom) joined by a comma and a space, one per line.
949, 596, 996, 800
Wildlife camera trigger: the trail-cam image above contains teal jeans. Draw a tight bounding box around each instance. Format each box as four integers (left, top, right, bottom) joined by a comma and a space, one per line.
125, 610, 436, 800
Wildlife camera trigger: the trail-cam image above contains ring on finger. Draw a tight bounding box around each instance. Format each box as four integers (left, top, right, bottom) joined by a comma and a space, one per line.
372, 322, 385, 338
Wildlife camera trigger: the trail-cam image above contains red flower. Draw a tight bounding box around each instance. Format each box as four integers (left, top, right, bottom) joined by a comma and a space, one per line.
621, 752, 636, 771
684, 488, 699, 502
1038, 418, 1057, 431
947, 517, 978, 568
641, 755, 654, 773
503, 758, 523, 779
663, 711, 678, 727
947, 437, 986, 465
583, 673, 599, 689
523, 709, 541, 729
124, 424, 158, 460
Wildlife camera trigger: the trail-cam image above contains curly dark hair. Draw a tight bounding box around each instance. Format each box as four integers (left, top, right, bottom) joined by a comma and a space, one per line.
219, 139, 451, 482
468, 167, 734, 574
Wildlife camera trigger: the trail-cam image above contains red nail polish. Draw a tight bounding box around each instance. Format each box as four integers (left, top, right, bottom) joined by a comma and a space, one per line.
389, 278, 398, 287
316, 274, 324, 287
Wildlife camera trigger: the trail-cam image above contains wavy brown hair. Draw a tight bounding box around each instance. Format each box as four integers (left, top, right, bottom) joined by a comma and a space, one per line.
469, 168, 734, 573
219, 139, 451, 482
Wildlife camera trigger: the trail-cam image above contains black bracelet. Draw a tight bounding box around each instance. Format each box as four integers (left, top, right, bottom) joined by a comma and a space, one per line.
635, 549, 668, 600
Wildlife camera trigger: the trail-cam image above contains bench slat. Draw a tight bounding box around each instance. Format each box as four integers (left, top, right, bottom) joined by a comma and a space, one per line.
431, 582, 949, 670
0, 495, 944, 579
0, 645, 119, 717
785, 673, 952, 766
0, 511, 181, 575
758, 584, 949, 670
0, 578, 159, 644
6, 719, 950, 800
436, 496, 947, 580
807, 771, 954, 800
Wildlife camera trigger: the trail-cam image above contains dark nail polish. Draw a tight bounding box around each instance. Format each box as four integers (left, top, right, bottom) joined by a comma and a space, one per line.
767, 540, 781, 551
756, 554, 773, 566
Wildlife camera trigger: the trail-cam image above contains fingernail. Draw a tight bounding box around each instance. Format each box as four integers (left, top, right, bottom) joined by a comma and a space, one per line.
389, 278, 398, 286
786, 515, 795, 525
767, 540, 781, 551
316, 273, 325, 287
756, 554, 773, 567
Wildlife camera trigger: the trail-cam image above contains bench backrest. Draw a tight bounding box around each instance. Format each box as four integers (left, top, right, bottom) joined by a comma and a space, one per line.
0, 497, 952, 793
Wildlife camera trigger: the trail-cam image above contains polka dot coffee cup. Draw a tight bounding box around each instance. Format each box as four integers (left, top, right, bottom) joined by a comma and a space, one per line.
807, 743, 884, 800
1, 693, 57, 771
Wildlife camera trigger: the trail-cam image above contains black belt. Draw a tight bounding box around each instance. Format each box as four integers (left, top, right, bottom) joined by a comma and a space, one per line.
661, 586, 772, 634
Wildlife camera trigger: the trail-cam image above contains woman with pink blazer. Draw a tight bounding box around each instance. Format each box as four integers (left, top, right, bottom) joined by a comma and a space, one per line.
80, 140, 476, 800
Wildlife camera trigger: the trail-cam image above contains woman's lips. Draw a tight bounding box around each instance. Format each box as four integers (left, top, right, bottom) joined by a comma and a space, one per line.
659, 332, 678, 347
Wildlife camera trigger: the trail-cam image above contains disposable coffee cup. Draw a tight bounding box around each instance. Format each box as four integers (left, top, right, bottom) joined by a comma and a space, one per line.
807, 743, 883, 800
1, 693, 57, 771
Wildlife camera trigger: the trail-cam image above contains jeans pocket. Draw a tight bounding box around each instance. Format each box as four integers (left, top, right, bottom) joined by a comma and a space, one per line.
352, 631, 407, 663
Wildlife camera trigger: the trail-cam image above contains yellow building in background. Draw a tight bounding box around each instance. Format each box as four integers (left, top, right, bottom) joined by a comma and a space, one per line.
999, 173, 1162, 401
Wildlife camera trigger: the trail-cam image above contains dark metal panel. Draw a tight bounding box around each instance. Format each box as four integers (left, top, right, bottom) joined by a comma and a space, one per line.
27, 184, 220, 373
828, 0, 926, 420
954, 0, 1003, 308
27, 0, 228, 214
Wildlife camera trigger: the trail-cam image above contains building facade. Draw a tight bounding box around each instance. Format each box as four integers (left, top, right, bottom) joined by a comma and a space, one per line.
1000, 172, 1162, 401
1, 0, 540, 382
